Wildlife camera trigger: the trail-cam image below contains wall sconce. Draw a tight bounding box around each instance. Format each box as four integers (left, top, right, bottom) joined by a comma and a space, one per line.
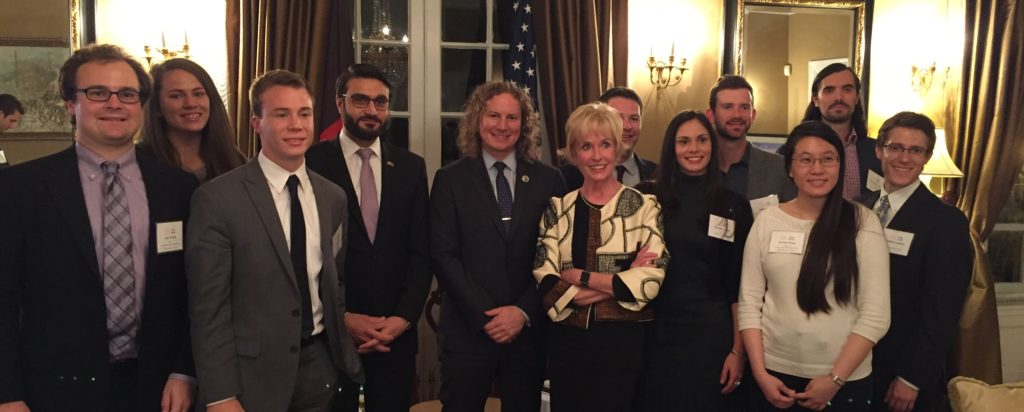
647, 42, 688, 91
921, 128, 964, 190
144, 31, 190, 67
911, 62, 950, 93
784, 63, 792, 77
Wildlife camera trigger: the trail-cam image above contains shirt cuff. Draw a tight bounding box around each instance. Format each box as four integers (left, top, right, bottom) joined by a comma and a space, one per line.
515, 306, 532, 327
168, 373, 196, 385
207, 397, 237, 407
896, 376, 920, 391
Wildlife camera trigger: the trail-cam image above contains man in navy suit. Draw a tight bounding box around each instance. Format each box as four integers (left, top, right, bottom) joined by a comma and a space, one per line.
431, 81, 565, 411
0, 44, 197, 412
306, 64, 431, 412
857, 112, 973, 412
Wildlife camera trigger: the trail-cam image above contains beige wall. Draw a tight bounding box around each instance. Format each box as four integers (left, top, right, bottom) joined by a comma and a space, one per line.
787, 13, 854, 132
745, 13, 789, 135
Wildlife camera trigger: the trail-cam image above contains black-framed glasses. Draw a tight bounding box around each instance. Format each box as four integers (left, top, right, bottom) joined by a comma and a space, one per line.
793, 154, 840, 168
882, 143, 929, 158
76, 87, 142, 104
343, 93, 390, 110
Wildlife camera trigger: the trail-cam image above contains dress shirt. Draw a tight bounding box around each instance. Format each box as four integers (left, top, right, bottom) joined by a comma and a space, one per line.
618, 152, 641, 187
723, 142, 753, 197
842, 129, 862, 199
482, 150, 516, 202
257, 152, 325, 336
339, 130, 382, 206
873, 180, 921, 227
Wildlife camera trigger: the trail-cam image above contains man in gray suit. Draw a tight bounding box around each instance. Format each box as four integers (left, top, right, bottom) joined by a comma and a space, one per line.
706, 75, 795, 215
187, 70, 363, 412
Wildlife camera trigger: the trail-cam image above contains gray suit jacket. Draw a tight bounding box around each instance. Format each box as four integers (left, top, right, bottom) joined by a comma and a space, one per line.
747, 144, 796, 202
186, 160, 363, 412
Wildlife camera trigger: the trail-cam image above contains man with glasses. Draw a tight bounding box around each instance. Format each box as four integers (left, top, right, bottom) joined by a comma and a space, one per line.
857, 112, 972, 412
307, 64, 430, 412
0, 44, 197, 412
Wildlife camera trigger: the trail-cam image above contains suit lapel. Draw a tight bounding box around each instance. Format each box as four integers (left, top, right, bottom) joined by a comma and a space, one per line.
242, 161, 299, 290
509, 159, 535, 238
47, 147, 101, 280
376, 142, 397, 242
324, 140, 368, 241
887, 184, 932, 231
311, 175, 335, 264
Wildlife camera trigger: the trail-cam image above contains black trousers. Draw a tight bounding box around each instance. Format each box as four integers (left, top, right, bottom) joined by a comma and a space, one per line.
755, 370, 872, 412
438, 339, 545, 412
107, 359, 140, 412
334, 351, 415, 412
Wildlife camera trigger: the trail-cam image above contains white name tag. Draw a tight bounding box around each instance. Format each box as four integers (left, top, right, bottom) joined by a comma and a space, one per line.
708, 214, 736, 242
332, 225, 344, 257
884, 228, 914, 256
867, 170, 885, 192
750, 194, 779, 218
769, 231, 806, 254
155, 221, 184, 254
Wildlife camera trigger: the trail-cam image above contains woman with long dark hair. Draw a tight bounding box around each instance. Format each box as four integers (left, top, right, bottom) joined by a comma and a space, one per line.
140, 58, 244, 182
738, 121, 889, 412
641, 110, 753, 411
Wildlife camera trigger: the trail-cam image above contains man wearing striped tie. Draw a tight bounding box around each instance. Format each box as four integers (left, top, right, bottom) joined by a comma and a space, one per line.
856, 112, 973, 412
0, 44, 198, 412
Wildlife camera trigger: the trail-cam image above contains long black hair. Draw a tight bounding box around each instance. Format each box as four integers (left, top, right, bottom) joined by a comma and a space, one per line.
781, 121, 860, 315
656, 110, 722, 219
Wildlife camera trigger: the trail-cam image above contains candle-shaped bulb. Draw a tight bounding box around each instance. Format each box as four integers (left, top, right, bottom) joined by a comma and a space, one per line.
161, 31, 166, 48
671, 41, 675, 57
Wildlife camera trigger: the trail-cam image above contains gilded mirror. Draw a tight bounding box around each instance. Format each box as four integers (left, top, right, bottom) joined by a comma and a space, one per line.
724, 0, 869, 136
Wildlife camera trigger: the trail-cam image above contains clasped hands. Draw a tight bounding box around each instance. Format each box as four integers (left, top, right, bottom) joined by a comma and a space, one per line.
755, 372, 840, 411
344, 313, 410, 354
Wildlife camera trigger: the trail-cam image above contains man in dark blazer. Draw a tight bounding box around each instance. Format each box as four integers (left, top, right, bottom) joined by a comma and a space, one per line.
187, 70, 363, 412
0, 44, 196, 412
431, 81, 565, 411
306, 64, 430, 412
560, 87, 656, 190
804, 63, 883, 199
857, 112, 973, 412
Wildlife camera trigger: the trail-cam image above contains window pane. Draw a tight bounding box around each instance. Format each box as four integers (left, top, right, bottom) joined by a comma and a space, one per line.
441, 48, 487, 112
997, 169, 1024, 222
990, 230, 1022, 283
361, 44, 409, 111
442, 0, 486, 42
384, 116, 409, 150
360, 0, 409, 41
441, 116, 463, 166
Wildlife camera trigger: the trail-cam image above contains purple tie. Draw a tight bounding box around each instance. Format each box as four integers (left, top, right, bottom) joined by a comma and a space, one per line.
357, 148, 379, 243
100, 161, 137, 360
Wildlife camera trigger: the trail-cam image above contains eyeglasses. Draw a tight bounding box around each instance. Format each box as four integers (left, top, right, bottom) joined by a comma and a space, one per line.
343, 93, 390, 110
882, 143, 929, 158
793, 154, 840, 168
76, 88, 142, 104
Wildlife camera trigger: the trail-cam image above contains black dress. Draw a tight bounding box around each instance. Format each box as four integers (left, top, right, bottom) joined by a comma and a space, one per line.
642, 173, 753, 411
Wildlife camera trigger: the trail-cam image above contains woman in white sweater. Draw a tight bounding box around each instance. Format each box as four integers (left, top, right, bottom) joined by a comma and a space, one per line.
738, 121, 890, 412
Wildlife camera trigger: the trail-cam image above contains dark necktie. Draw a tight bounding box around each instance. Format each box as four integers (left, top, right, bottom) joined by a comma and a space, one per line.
494, 161, 513, 234
616, 165, 627, 182
287, 175, 314, 338
101, 161, 137, 360
357, 148, 379, 243
874, 194, 891, 227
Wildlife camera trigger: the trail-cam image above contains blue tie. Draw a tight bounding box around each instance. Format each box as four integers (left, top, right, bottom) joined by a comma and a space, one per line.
494, 161, 513, 234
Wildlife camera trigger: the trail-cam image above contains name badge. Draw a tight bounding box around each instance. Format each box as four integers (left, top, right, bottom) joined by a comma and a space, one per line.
769, 231, 805, 254
708, 214, 736, 242
867, 170, 885, 192
332, 225, 344, 257
884, 228, 914, 256
155, 221, 184, 254
750, 194, 779, 218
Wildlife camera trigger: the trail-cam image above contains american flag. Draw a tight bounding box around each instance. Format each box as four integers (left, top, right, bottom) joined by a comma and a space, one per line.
502, 1, 539, 108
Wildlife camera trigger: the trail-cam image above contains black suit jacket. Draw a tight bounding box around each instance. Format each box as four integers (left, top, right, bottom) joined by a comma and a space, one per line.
430, 156, 565, 353
855, 135, 883, 196
560, 153, 657, 191
0, 146, 197, 411
857, 184, 972, 395
306, 138, 431, 355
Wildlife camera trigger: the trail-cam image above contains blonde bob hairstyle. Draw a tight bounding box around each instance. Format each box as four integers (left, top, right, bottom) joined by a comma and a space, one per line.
456, 81, 541, 160
559, 102, 624, 165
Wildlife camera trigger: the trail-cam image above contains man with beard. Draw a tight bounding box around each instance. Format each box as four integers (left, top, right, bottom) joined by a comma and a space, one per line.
560, 87, 657, 190
306, 64, 430, 412
802, 63, 883, 199
706, 75, 794, 215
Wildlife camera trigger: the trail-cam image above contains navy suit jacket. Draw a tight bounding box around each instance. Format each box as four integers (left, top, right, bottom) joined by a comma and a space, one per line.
0, 146, 197, 411
857, 184, 972, 394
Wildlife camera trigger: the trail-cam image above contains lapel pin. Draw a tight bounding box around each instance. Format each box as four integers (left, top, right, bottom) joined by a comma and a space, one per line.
386, 160, 395, 167
522, 175, 530, 183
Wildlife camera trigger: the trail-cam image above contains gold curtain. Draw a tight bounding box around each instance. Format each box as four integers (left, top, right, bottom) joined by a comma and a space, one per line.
227, 0, 332, 157
938, 0, 1024, 384
535, 0, 629, 162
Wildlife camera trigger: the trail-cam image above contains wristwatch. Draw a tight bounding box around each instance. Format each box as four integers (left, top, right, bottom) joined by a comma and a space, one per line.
831, 374, 847, 387
580, 271, 591, 287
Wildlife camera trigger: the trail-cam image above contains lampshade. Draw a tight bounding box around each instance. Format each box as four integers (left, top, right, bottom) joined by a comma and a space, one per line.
922, 128, 964, 178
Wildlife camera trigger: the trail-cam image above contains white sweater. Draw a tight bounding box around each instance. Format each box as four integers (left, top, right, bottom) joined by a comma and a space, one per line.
738, 204, 890, 380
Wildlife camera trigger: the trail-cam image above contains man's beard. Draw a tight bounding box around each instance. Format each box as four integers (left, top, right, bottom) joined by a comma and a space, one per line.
714, 117, 749, 141
344, 112, 390, 142
821, 102, 853, 124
